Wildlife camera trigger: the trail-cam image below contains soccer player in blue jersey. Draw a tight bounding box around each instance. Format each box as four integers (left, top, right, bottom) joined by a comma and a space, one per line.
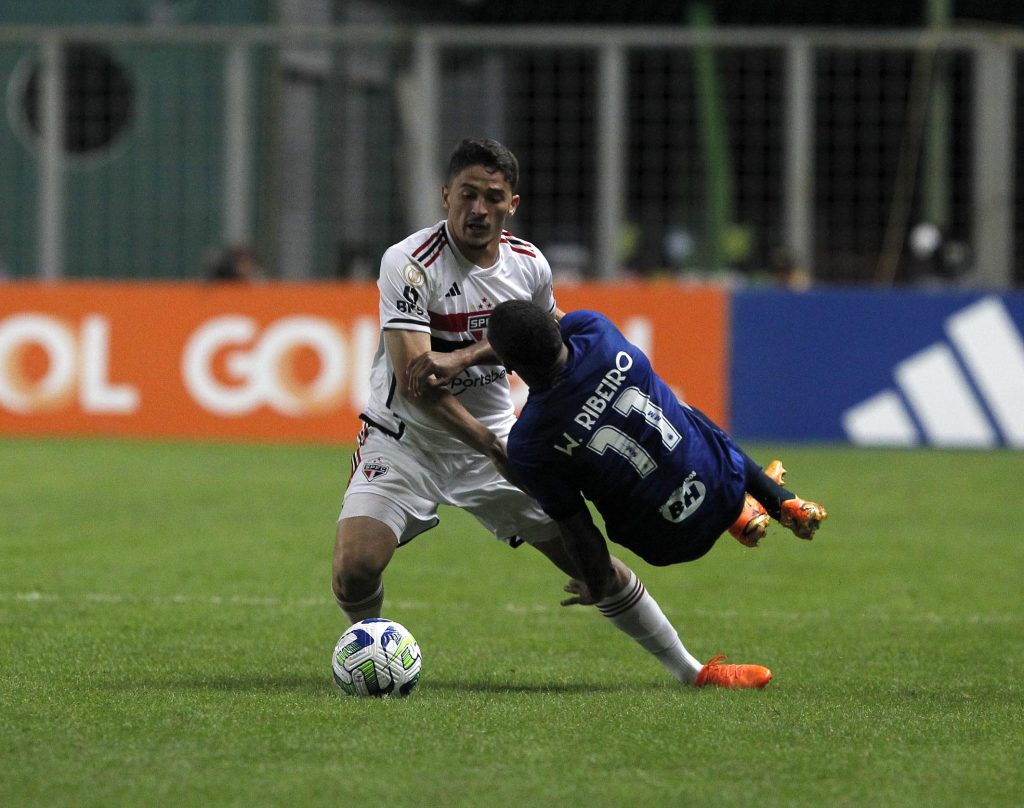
487, 300, 828, 686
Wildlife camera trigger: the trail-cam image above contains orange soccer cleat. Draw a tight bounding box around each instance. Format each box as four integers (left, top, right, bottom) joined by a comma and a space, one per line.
694, 654, 773, 689
728, 457, 786, 547
780, 497, 828, 539
764, 459, 786, 485
728, 494, 770, 547
766, 459, 828, 540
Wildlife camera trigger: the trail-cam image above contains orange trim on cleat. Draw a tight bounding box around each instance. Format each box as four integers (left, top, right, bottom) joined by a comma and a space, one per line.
780, 497, 828, 540
728, 493, 769, 547
766, 459, 827, 540
694, 654, 772, 689
764, 459, 786, 484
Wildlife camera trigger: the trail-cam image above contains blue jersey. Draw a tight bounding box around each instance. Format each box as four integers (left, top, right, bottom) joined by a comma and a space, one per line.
507, 310, 746, 564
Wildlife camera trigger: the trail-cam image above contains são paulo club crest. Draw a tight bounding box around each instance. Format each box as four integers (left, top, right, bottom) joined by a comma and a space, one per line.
361, 459, 390, 482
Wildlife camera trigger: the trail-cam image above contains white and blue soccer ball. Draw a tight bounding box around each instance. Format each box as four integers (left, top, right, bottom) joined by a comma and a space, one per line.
332, 618, 422, 697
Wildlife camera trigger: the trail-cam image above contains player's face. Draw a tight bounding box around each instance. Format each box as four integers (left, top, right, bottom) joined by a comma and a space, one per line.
442, 165, 520, 265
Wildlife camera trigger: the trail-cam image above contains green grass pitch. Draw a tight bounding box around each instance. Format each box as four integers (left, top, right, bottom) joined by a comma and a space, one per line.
1, 437, 1021, 806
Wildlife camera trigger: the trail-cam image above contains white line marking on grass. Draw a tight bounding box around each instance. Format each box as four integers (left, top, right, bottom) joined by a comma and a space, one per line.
1, 592, 1020, 625
0, 591, 428, 610
9, 591, 61, 602
689, 607, 1022, 625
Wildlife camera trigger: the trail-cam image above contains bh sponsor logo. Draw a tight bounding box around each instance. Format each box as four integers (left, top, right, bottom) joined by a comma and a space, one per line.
659, 472, 706, 524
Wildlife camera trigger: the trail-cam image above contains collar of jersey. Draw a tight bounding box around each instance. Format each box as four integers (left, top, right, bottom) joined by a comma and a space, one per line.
444, 221, 502, 274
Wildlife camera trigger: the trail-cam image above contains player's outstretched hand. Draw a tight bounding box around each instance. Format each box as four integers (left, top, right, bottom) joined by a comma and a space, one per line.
560, 578, 597, 607
407, 351, 464, 397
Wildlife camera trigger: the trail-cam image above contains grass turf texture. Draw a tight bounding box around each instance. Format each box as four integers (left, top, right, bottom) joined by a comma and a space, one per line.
1, 438, 1021, 806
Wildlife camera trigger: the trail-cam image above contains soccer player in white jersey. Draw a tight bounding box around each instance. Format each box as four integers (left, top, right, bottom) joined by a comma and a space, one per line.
332, 138, 767, 688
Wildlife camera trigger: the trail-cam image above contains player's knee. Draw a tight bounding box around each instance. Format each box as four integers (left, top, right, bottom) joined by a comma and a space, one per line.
332, 542, 379, 595
332, 517, 396, 598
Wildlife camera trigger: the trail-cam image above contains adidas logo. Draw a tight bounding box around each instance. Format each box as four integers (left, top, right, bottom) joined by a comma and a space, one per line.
842, 296, 1024, 448
444, 282, 462, 298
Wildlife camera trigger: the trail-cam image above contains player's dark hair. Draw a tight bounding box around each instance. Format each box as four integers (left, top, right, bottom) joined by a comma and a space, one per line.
447, 138, 519, 192
488, 300, 563, 377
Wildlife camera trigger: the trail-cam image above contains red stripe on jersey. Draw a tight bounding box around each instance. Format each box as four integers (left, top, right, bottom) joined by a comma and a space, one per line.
429, 309, 493, 333
500, 232, 537, 257
414, 226, 447, 266
413, 226, 445, 256
429, 310, 470, 331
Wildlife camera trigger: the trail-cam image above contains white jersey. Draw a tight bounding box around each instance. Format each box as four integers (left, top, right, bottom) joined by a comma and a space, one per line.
361, 220, 556, 453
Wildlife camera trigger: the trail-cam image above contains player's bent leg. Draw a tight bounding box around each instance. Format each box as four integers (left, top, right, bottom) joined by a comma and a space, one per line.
529, 534, 627, 585
334, 474, 438, 622
739, 453, 794, 520
525, 535, 701, 682
740, 455, 828, 541
525, 530, 581, 578
594, 567, 705, 684
530, 538, 634, 602
332, 516, 397, 623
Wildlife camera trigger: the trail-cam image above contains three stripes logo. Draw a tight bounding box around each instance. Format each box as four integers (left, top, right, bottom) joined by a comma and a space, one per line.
445, 282, 462, 298
842, 297, 1024, 447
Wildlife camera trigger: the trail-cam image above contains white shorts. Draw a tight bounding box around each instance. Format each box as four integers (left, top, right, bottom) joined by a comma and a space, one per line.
339, 423, 561, 547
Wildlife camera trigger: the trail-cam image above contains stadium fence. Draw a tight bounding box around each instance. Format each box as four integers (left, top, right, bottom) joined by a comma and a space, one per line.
1, 24, 1022, 286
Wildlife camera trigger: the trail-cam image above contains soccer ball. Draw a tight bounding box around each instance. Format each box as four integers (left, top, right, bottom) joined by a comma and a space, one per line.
331, 618, 422, 697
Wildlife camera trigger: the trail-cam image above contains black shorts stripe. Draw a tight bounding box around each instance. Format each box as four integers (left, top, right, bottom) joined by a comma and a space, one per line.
359, 412, 405, 441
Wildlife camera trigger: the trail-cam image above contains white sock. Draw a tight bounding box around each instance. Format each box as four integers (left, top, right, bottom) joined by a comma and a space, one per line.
336, 581, 384, 625
596, 571, 703, 684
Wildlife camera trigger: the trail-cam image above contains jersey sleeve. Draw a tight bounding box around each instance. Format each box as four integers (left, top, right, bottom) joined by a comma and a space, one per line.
527, 245, 556, 313
560, 309, 609, 336
377, 245, 432, 334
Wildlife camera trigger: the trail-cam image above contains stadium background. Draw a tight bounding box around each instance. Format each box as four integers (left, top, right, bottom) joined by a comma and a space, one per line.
1, 0, 1023, 448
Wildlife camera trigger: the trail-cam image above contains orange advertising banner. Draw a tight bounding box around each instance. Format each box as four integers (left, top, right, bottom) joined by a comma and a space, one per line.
553, 283, 729, 425
0, 282, 728, 443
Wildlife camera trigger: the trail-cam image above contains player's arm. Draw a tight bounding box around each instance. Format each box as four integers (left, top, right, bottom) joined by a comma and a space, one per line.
407, 305, 565, 396
386, 328, 513, 475
554, 507, 618, 606
406, 339, 496, 397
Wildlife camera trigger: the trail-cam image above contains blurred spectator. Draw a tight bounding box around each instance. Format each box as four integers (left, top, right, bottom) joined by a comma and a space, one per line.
907, 222, 973, 286
769, 247, 812, 290
204, 245, 267, 283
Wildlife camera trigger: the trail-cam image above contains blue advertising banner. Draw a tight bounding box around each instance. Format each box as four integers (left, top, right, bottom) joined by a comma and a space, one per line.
730, 290, 1024, 448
